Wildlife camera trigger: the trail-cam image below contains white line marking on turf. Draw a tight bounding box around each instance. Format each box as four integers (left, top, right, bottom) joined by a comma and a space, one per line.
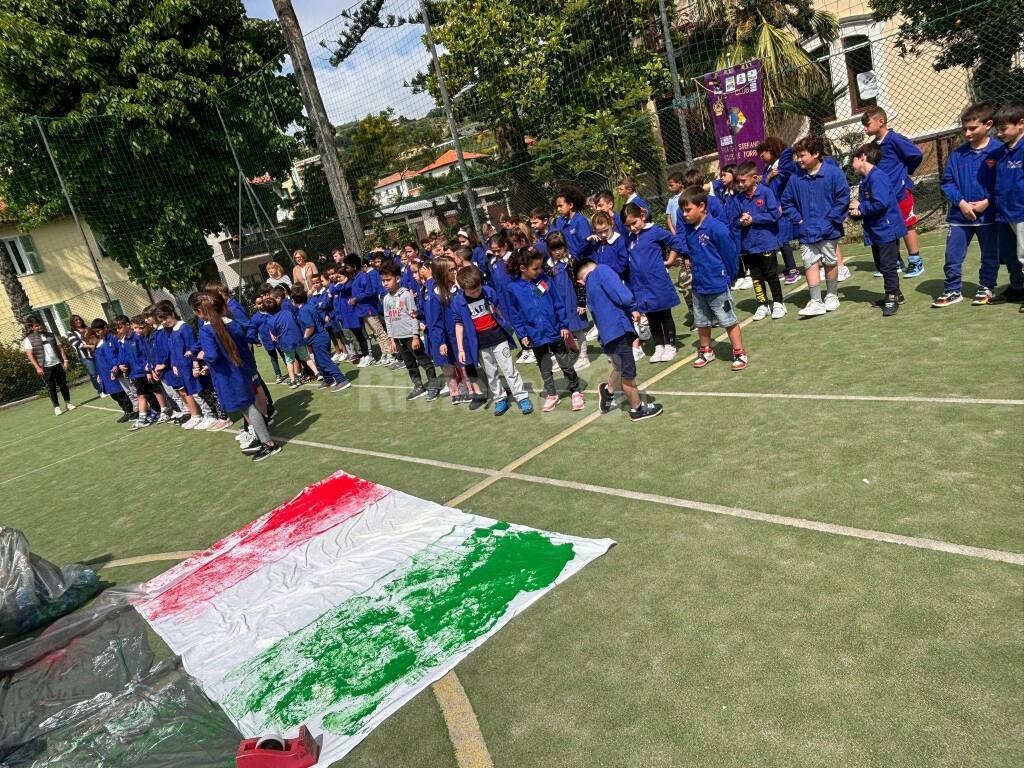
0, 432, 131, 486
0, 408, 100, 450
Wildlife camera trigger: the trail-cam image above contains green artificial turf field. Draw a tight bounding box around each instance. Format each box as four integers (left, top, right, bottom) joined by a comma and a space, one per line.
1, 231, 1021, 767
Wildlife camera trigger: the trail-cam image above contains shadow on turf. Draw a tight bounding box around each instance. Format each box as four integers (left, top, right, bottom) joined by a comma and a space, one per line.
267, 389, 319, 439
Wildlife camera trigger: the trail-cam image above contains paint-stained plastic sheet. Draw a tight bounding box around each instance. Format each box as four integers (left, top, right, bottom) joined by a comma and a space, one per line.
0, 527, 100, 640
137, 471, 615, 766
0, 588, 240, 767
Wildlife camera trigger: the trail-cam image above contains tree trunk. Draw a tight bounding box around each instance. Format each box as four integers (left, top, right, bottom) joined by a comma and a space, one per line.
493, 112, 542, 214
0, 246, 34, 324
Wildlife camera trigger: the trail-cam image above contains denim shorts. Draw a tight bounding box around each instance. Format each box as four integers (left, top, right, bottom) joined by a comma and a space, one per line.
692, 290, 737, 328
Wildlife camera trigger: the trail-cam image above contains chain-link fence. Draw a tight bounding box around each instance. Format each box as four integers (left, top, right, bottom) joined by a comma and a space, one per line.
1, 0, 1021, 403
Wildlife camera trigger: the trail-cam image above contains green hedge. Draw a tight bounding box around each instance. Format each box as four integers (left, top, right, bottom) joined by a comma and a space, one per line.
0, 338, 86, 405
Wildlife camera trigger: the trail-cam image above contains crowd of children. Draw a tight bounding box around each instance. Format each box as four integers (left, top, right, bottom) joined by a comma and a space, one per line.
29, 101, 1022, 458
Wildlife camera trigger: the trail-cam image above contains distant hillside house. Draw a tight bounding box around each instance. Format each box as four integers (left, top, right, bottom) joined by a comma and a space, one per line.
372, 150, 487, 208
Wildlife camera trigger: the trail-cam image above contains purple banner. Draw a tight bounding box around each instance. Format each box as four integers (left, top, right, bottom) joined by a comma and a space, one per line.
703, 60, 766, 171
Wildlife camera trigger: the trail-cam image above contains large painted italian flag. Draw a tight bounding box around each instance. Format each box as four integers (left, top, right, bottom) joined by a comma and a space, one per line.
137, 471, 613, 765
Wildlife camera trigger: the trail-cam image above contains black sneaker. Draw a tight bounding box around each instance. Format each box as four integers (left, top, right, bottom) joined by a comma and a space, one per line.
317, 380, 330, 389
425, 387, 440, 402
117, 412, 132, 423
873, 292, 905, 307
598, 382, 614, 414
251, 443, 282, 462
629, 402, 664, 422
407, 385, 427, 401
452, 394, 470, 406
468, 395, 489, 411
882, 294, 900, 317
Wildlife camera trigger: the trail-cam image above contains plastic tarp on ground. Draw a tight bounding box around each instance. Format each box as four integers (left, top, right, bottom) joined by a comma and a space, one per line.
137, 471, 615, 766
0, 588, 240, 767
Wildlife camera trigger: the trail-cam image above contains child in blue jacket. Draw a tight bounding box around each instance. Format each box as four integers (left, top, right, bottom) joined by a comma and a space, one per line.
425, 255, 479, 404
933, 102, 1006, 307
994, 101, 1024, 306
552, 185, 592, 259
733, 161, 785, 320
546, 231, 590, 369
328, 270, 372, 364
679, 186, 748, 371
594, 190, 628, 238
863, 107, 924, 276
623, 203, 685, 363
265, 295, 311, 387
576, 260, 663, 422
851, 143, 908, 316
345, 255, 392, 366
757, 137, 802, 282
251, 296, 284, 384
293, 284, 350, 392
781, 134, 850, 318
120, 316, 169, 429
504, 249, 584, 413
90, 318, 135, 421
581, 211, 629, 277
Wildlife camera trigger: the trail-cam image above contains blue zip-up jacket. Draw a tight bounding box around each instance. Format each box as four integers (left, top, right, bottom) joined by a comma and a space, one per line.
552, 212, 592, 258
874, 130, 923, 196
93, 335, 123, 395
423, 283, 460, 366
674, 194, 728, 244
857, 167, 909, 245
995, 137, 1024, 223
487, 255, 514, 312
781, 162, 851, 244
683, 215, 739, 295
451, 285, 516, 364
416, 278, 434, 358
310, 289, 332, 322
765, 148, 797, 241
579, 231, 629, 275
226, 297, 250, 330
151, 327, 183, 388
252, 312, 276, 350
505, 275, 569, 348
267, 307, 304, 351
400, 264, 418, 292
734, 183, 781, 254
584, 263, 637, 346
552, 259, 589, 332
351, 270, 382, 317
941, 139, 1001, 225
612, 211, 627, 238
199, 319, 255, 413
296, 302, 326, 343
470, 245, 490, 282
626, 224, 684, 313
329, 282, 362, 329
121, 331, 150, 379
169, 321, 204, 397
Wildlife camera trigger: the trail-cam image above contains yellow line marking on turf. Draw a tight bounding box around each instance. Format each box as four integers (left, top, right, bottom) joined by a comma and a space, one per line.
102, 551, 200, 569
432, 672, 495, 768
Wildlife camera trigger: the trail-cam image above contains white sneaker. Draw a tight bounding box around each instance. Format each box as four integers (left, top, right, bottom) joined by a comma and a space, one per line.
752, 304, 771, 321
155, 411, 172, 424
99, 392, 107, 398
573, 355, 591, 371
518, 349, 535, 364
54, 406, 62, 416
771, 302, 787, 319
661, 346, 677, 362
65, 403, 76, 411
837, 265, 851, 282
234, 429, 248, 442
798, 299, 827, 317
439, 385, 450, 397
357, 355, 374, 368
737, 276, 753, 290
195, 416, 216, 430
181, 415, 200, 430
649, 344, 664, 363
823, 294, 840, 312
585, 325, 599, 341
632, 345, 645, 362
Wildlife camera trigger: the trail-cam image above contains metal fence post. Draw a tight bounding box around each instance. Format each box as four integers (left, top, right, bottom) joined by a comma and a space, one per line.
656, 0, 694, 167
420, 0, 484, 236
34, 117, 113, 305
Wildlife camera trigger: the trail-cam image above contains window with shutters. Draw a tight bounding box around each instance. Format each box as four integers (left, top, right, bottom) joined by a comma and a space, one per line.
37, 303, 70, 336
2, 235, 43, 276
101, 299, 124, 321
844, 35, 878, 114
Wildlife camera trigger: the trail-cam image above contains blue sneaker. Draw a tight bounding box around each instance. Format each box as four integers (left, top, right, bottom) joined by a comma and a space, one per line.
903, 258, 924, 278
518, 398, 534, 415
493, 398, 510, 417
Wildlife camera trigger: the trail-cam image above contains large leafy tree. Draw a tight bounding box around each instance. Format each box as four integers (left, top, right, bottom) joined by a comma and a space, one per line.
870, 0, 1023, 102
0, 0, 303, 291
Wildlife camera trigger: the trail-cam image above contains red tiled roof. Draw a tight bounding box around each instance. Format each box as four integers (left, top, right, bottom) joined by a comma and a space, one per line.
416, 149, 485, 174
375, 169, 418, 189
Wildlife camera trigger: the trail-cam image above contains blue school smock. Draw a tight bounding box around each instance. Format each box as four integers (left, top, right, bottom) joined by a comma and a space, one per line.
623, 193, 650, 215
93, 336, 123, 395
152, 327, 183, 388
310, 289, 332, 319
250, 312, 272, 349
552, 259, 588, 332
400, 264, 418, 292
416, 279, 434, 358
423, 283, 461, 366
121, 332, 150, 379
626, 224, 683, 313
683, 216, 739, 295
351, 270, 383, 317
579, 232, 629, 275
267, 308, 304, 352
941, 139, 1001, 225
613, 211, 627, 238
227, 297, 251, 330
781, 163, 850, 244
171, 321, 204, 396
733, 183, 781, 254
994, 137, 1024, 223
674, 193, 728, 243
533, 234, 550, 262
505, 275, 568, 348
857, 167, 908, 245
471, 245, 491, 282
554, 212, 592, 259
765, 148, 797, 242
329, 283, 362, 330
584, 264, 637, 346
296, 302, 327, 343
199, 319, 256, 413
874, 130, 923, 197
451, 286, 516, 364
487, 255, 514, 312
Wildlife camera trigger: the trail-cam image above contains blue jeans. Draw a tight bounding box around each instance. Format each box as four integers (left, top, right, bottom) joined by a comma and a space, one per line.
79, 355, 102, 394
943, 224, 999, 293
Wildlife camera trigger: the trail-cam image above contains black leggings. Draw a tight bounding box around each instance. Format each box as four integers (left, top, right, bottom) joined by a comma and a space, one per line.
743, 251, 783, 305
111, 390, 133, 415
350, 326, 370, 357
395, 337, 436, 386
533, 340, 580, 397
645, 308, 676, 346
42, 364, 70, 407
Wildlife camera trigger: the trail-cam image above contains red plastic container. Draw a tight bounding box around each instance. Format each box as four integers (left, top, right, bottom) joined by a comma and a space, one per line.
236, 725, 321, 768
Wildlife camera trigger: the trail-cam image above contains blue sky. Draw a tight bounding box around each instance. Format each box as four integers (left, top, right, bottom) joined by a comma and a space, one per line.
242, 0, 437, 125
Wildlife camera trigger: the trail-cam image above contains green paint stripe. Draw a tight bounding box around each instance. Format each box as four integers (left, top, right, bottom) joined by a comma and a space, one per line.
224, 522, 576, 736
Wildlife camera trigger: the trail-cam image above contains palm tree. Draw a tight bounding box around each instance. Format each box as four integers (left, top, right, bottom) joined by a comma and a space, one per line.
0, 237, 34, 325
775, 81, 849, 136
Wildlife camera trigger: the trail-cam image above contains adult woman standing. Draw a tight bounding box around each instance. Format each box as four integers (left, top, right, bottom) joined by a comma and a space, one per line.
68, 314, 102, 396
292, 250, 319, 291
265, 260, 292, 289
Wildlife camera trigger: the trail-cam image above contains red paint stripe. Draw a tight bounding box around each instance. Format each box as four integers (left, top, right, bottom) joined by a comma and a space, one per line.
139, 472, 388, 622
